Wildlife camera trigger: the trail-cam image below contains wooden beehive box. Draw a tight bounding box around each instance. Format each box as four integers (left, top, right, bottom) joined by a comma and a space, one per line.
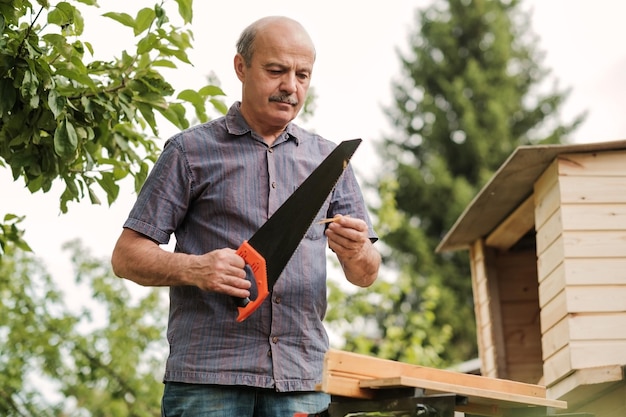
437, 139, 626, 416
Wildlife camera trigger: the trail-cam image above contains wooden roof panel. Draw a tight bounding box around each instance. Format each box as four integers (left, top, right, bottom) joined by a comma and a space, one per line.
437, 139, 626, 253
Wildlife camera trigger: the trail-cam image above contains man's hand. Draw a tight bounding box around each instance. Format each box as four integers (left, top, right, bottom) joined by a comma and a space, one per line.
324, 215, 380, 287
187, 248, 251, 297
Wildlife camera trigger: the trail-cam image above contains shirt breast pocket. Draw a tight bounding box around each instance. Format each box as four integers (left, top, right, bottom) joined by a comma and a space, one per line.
304, 198, 331, 240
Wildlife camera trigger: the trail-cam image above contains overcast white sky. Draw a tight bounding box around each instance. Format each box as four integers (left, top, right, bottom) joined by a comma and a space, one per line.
3, 0, 626, 293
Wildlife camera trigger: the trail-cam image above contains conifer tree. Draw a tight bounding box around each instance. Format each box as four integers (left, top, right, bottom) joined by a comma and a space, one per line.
327, 0, 584, 367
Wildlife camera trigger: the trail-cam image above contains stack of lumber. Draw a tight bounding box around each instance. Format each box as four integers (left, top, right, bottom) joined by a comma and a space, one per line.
321, 350, 568, 417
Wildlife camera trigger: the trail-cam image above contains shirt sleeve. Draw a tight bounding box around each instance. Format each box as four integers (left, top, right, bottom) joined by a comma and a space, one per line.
123, 138, 192, 245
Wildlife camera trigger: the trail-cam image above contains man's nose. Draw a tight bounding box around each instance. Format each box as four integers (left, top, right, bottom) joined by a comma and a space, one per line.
280, 72, 298, 93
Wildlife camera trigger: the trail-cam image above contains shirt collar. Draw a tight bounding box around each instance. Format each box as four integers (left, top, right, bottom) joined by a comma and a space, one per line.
225, 102, 300, 145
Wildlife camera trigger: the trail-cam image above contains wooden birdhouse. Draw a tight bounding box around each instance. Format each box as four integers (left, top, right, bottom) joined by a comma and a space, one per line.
437, 139, 626, 416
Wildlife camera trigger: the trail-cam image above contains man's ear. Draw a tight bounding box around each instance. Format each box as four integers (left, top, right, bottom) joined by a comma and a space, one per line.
234, 54, 246, 82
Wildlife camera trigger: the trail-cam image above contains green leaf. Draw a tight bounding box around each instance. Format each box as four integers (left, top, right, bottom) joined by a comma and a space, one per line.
136, 102, 158, 135
174, 0, 193, 24
209, 97, 228, 115
43, 33, 71, 55
72, 5, 85, 35
199, 84, 226, 97
48, 89, 66, 119
102, 12, 135, 29
96, 171, 119, 205
134, 8, 156, 36
156, 46, 191, 65
55, 68, 97, 90
48, 2, 75, 28
177, 89, 206, 122
159, 102, 188, 129
83, 40, 94, 56
177, 88, 201, 103
87, 186, 102, 205
136, 32, 158, 55
150, 59, 177, 68
53, 118, 78, 157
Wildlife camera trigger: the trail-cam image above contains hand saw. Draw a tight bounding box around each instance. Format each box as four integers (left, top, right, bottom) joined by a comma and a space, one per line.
234, 138, 362, 322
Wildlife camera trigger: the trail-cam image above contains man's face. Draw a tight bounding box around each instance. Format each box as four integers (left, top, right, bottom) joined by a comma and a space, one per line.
236, 21, 315, 132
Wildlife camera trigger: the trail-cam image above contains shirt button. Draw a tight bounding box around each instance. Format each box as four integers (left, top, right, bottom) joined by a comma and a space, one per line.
267, 349, 272, 357
274, 296, 281, 304
272, 336, 279, 344
271, 181, 277, 188
268, 148, 273, 153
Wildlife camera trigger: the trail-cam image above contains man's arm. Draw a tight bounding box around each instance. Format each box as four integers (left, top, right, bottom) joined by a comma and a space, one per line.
324, 215, 381, 287
111, 228, 251, 297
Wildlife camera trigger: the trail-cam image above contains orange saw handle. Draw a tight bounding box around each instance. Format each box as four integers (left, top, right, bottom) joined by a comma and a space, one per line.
234, 240, 270, 322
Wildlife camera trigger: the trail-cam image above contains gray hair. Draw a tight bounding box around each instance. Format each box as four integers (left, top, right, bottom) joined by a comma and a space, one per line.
236, 21, 257, 67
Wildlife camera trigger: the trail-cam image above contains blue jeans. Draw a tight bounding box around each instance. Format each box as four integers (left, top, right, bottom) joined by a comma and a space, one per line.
161, 382, 330, 417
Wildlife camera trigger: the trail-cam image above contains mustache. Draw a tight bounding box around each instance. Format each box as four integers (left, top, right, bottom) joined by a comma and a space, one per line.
269, 94, 298, 105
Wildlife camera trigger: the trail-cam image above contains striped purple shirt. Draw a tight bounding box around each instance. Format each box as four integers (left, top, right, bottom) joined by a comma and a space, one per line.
123, 102, 376, 391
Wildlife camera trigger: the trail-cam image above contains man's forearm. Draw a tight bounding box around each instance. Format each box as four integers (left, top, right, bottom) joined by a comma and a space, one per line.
339, 240, 381, 287
111, 228, 194, 287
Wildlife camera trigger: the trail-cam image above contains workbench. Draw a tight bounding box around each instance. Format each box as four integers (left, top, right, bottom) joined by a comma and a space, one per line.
299, 350, 593, 417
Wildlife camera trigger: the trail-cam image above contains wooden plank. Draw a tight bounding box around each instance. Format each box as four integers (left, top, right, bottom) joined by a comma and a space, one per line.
534, 160, 560, 230
558, 150, 626, 176
560, 176, 626, 204
561, 203, 626, 230
486, 194, 535, 251
535, 207, 562, 255
540, 289, 567, 333
543, 345, 573, 385
322, 350, 551, 400
360, 376, 567, 409
570, 340, 626, 370
321, 372, 377, 399
569, 312, 626, 341
565, 285, 626, 313
541, 316, 569, 361
471, 240, 508, 379
538, 263, 565, 308
544, 340, 626, 386
536, 236, 564, 282
562, 230, 626, 258
547, 366, 625, 406
561, 258, 626, 285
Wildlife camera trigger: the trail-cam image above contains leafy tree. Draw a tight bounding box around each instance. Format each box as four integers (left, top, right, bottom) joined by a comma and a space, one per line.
326, 0, 584, 367
0, 0, 225, 413
0, 239, 167, 416
0, 0, 225, 251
